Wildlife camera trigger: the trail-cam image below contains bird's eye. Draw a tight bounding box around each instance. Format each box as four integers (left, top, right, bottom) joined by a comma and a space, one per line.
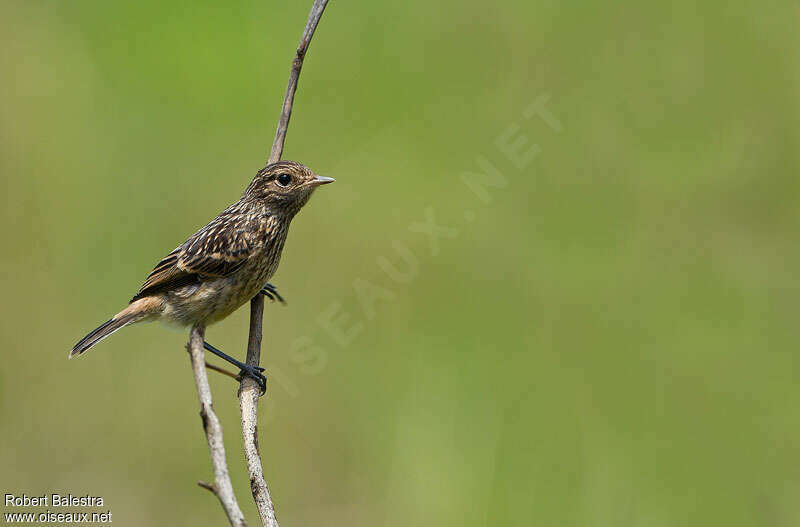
276, 173, 292, 187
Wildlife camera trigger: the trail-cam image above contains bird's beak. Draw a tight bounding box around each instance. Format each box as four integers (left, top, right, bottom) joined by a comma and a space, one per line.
312, 175, 335, 186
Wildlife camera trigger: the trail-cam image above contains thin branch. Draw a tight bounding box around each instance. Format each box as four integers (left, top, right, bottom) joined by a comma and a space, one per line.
239, 299, 275, 527
187, 324, 248, 527
197, 481, 217, 494
268, 0, 330, 164
240, 2, 330, 526
205, 361, 243, 381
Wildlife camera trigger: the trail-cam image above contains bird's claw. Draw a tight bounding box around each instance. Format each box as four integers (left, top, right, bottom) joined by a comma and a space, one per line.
260, 282, 286, 304
203, 340, 266, 394
238, 364, 267, 393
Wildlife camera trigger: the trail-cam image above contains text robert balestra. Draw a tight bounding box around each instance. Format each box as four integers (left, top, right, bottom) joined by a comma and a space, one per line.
5, 493, 105, 507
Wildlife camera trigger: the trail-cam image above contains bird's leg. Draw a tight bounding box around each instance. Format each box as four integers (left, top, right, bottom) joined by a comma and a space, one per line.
184, 348, 240, 380
260, 282, 286, 304
203, 341, 266, 393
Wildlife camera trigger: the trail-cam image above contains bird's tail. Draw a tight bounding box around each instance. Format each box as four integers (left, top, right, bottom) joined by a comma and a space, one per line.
69, 316, 135, 358
69, 297, 163, 358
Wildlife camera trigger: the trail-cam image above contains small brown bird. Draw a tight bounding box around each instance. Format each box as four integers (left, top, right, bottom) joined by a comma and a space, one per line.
70, 160, 334, 388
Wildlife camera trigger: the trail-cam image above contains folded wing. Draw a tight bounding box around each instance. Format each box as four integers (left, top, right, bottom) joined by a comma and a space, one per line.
131, 207, 267, 302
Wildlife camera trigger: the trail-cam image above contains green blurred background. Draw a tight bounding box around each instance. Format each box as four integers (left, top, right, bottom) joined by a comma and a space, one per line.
2, 1, 800, 525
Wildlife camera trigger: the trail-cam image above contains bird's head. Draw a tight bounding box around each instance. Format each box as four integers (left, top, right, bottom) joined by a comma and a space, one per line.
244, 160, 334, 217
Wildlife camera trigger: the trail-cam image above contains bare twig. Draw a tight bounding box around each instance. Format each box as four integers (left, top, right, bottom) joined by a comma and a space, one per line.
205, 361, 243, 381
187, 324, 248, 527
197, 480, 217, 494
239, 299, 276, 527
268, 0, 330, 164
240, 1, 330, 526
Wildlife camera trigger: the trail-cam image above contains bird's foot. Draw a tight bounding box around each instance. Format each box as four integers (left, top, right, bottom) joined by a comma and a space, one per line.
203, 341, 266, 394
237, 364, 267, 393
260, 282, 286, 304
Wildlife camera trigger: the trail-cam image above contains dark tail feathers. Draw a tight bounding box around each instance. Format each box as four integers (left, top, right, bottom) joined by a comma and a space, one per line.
69, 314, 137, 358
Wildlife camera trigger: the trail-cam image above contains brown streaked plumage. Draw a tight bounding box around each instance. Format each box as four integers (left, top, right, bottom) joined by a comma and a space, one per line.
70, 160, 334, 362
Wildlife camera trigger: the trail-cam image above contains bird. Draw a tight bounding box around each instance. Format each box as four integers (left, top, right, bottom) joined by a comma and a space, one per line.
70, 160, 334, 389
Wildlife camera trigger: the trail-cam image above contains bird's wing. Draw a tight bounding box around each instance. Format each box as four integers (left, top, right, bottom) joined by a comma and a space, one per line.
131, 209, 267, 302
